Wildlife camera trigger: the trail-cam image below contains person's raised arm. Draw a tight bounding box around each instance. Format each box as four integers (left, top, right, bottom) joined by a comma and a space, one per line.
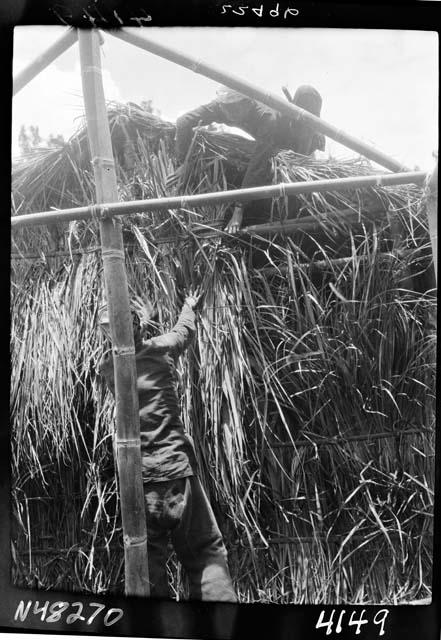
141, 294, 200, 357
175, 101, 224, 164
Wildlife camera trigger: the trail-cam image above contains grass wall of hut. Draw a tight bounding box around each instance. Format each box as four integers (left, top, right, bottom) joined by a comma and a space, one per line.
11, 103, 436, 604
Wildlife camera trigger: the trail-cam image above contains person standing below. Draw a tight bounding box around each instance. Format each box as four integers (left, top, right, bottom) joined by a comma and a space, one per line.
173, 85, 325, 232
98, 293, 237, 602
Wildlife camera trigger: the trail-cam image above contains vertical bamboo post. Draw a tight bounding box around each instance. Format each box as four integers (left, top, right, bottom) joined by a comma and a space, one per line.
386, 208, 414, 291
78, 28, 149, 596
425, 163, 438, 283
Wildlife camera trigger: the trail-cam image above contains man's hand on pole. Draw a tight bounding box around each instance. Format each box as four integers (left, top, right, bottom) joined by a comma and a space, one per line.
282, 86, 294, 103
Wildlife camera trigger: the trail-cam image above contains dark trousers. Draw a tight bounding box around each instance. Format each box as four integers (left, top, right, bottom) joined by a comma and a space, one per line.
241, 135, 275, 228
144, 475, 237, 602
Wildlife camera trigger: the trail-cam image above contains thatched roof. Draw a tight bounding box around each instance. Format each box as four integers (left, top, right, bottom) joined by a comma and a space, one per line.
11, 102, 435, 603
12, 101, 425, 254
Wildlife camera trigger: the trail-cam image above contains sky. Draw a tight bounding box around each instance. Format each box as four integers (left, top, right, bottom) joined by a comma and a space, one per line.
12, 26, 439, 170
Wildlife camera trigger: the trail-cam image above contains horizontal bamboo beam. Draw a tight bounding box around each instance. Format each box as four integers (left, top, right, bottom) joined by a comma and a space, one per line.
259, 252, 413, 275
11, 246, 101, 260
9, 248, 412, 268
11, 170, 426, 230
18, 545, 121, 556
236, 529, 433, 548
269, 427, 432, 449
18, 527, 433, 555
13, 29, 78, 96
110, 29, 409, 173
243, 208, 387, 236
264, 531, 432, 546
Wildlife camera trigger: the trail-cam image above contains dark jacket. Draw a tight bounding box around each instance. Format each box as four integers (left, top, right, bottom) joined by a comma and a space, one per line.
99, 303, 198, 483
175, 88, 324, 226
176, 88, 325, 166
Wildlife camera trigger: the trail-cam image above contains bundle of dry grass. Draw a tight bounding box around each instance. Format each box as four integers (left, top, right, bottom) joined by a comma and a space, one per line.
11, 102, 435, 602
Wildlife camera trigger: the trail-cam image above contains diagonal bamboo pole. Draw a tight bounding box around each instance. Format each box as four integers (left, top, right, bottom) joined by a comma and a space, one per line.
11, 170, 426, 229
109, 29, 409, 173
13, 28, 78, 96
78, 29, 149, 597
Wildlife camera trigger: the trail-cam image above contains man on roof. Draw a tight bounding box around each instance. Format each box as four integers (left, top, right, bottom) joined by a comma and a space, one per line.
173, 85, 325, 233
98, 293, 237, 602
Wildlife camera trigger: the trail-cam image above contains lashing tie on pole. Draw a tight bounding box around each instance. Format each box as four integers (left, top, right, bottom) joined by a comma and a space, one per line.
90, 203, 111, 222
189, 59, 203, 73
123, 534, 148, 548
117, 437, 142, 448
83, 64, 103, 76
90, 204, 100, 222
91, 155, 115, 169
113, 345, 137, 357
102, 247, 125, 261
278, 182, 287, 199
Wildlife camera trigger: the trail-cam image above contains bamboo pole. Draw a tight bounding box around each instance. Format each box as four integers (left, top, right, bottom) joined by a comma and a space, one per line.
11, 248, 412, 268
13, 29, 78, 96
386, 208, 414, 290
263, 532, 432, 546
110, 29, 409, 173
258, 251, 411, 275
78, 29, 149, 597
424, 163, 438, 282
269, 427, 431, 448
243, 207, 387, 236
11, 170, 426, 230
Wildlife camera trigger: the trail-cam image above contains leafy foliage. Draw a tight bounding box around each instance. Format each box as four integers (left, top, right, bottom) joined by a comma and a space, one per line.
18, 124, 65, 156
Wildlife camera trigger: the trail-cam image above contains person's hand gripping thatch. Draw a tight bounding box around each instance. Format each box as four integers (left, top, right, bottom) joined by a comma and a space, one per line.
184, 285, 203, 310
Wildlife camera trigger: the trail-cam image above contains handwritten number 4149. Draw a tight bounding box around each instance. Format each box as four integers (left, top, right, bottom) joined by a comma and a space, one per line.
221, 4, 299, 18
316, 609, 389, 636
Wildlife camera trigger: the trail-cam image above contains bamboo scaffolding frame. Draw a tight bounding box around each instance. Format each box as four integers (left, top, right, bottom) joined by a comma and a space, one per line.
11, 170, 426, 230
13, 29, 78, 96
10, 204, 388, 260
78, 29, 149, 597
110, 29, 409, 173
11, 28, 435, 600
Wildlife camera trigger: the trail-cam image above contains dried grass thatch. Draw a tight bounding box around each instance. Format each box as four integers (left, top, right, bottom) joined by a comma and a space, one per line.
11, 102, 436, 603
